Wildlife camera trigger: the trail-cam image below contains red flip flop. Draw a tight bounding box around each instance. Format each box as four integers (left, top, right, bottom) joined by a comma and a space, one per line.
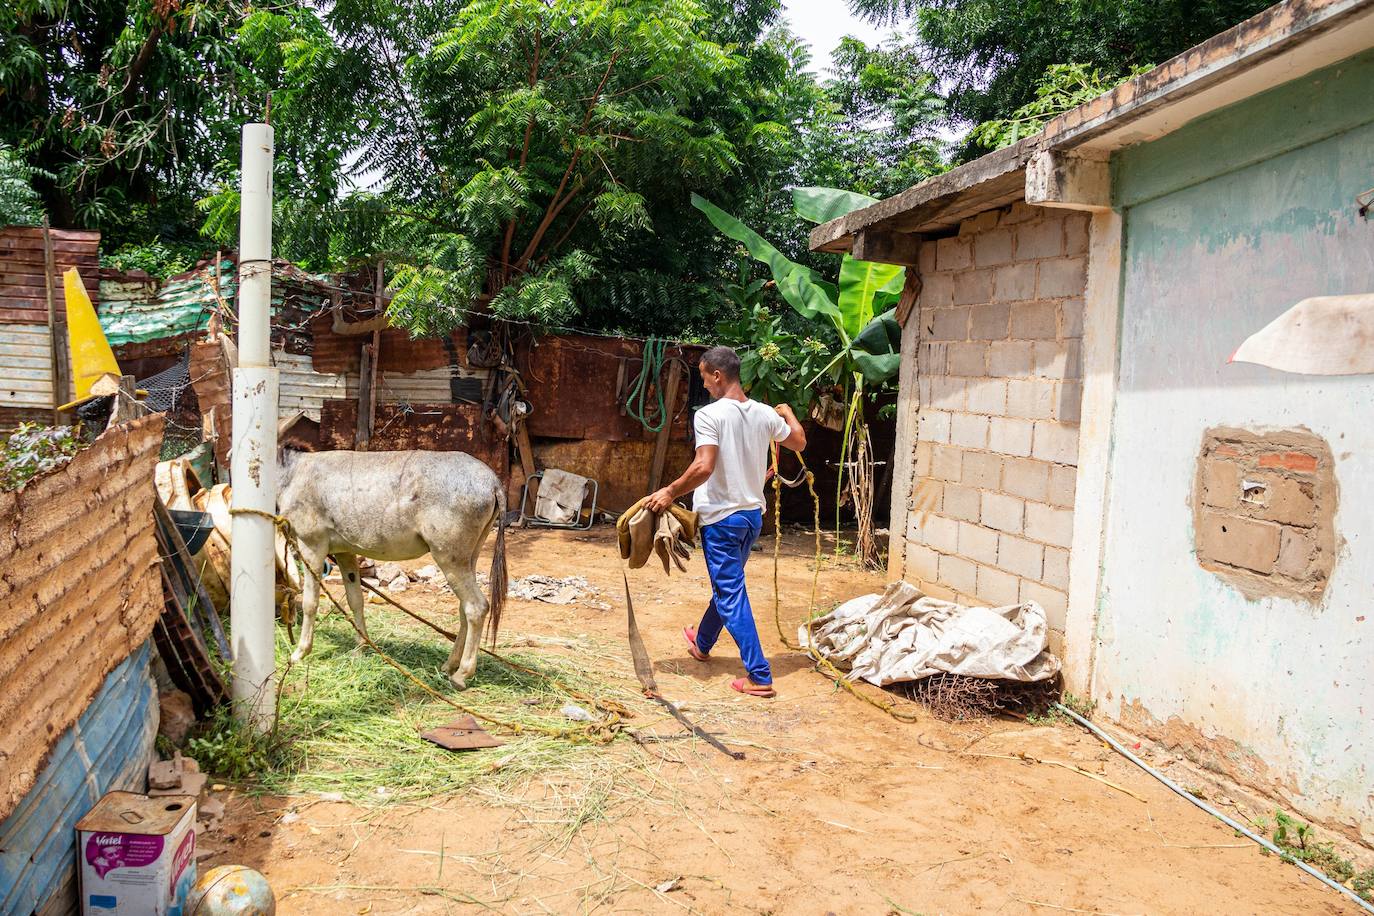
683, 627, 708, 661
731, 677, 776, 698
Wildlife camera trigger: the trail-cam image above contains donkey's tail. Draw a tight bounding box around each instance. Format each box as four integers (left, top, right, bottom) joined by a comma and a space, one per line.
486, 482, 508, 647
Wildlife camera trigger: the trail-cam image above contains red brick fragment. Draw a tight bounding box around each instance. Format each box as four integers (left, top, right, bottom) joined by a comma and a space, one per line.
1258, 451, 1318, 472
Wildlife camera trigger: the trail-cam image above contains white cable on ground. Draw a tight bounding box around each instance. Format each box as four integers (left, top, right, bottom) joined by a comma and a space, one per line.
1053, 703, 1374, 914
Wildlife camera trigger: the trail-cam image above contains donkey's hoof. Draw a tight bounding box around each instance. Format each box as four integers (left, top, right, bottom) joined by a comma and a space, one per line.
448, 671, 468, 690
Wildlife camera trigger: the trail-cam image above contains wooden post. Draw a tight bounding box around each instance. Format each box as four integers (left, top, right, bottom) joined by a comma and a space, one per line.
107, 375, 150, 428
356, 343, 375, 448
355, 260, 384, 449
646, 356, 683, 494
208, 248, 223, 340
41, 220, 69, 423
615, 357, 628, 416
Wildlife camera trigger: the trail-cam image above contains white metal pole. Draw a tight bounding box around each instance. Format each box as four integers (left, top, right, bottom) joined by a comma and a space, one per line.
230, 122, 279, 729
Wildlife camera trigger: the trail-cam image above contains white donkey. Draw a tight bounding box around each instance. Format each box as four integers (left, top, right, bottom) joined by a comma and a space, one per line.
278, 449, 508, 688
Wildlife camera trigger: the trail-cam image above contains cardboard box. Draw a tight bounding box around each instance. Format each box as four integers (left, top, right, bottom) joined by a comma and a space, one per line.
76, 791, 198, 915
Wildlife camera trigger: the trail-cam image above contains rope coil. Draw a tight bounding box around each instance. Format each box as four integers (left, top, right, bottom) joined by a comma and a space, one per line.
769, 445, 922, 723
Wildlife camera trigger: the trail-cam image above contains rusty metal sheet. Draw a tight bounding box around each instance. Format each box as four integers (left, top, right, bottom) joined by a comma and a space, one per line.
189, 340, 232, 469
111, 333, 199, 364
421, 716, 504, 751
0, 227, 100, 324
101, 257, 326, 353
0, 414, 165, 824
309, 313, 472, 375
318, 399, 509, 475
516, 334, 700, 443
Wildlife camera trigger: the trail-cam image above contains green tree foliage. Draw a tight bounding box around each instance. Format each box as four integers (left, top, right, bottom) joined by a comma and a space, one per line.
967, 62, 1152, 150
694, 186, 903, 564
2, 0, 242, 242
846, 0, 1275, 139
4, 0, 951, 341
198, 0, 819, 337
0, 141, 50, 226
803, 35, 948, 199
692, 188, 903, 398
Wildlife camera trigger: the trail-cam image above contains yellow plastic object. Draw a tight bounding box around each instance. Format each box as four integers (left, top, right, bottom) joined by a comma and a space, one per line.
57, 267, 122, 410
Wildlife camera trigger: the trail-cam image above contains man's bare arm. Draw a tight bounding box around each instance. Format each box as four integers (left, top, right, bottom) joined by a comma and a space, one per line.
775, 403, 807, 452
645, 445, 718, 512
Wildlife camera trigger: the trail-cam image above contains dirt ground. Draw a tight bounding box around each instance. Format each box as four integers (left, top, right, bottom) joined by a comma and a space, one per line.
206, 526, 1359, 915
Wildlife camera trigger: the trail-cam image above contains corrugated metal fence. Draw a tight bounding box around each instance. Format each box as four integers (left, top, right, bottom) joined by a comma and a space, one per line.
0, 415, 166, 823
0, 642, 156, 916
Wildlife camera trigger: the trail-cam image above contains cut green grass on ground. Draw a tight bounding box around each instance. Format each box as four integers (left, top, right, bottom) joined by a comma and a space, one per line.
189, 607, 657, 807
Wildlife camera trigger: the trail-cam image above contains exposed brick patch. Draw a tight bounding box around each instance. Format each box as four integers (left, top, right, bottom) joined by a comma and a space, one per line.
1192, 427, 1336, 602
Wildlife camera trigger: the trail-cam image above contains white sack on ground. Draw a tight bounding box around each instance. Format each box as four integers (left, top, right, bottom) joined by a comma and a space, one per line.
800, 581, 1061, 686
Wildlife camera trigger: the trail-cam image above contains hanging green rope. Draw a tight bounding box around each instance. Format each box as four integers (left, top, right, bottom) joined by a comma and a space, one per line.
626, 337, 668, 433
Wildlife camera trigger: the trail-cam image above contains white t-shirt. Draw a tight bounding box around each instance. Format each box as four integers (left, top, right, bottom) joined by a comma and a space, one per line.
691, 397, 792, 526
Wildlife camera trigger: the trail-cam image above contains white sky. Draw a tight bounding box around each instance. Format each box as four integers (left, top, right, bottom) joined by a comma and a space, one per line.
782, 0, 893, 74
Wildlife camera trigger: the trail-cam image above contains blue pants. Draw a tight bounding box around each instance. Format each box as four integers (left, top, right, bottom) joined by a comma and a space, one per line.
694, 509, 771, 684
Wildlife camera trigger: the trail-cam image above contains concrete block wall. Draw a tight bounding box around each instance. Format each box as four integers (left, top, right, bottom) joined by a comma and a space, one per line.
898, 203, 1089, 641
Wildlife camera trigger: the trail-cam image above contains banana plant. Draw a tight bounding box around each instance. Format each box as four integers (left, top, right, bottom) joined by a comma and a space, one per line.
692, 186, 908, 566
692, 191, 903, 386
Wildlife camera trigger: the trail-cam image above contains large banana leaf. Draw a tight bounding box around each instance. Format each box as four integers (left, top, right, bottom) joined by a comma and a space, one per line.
691, 193, 840, 323
837, 255, 905, 341
849, 309, 903, 383
791, 187, 879, 224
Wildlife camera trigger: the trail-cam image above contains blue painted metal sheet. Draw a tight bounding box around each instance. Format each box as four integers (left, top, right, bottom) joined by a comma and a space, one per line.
0, 641, 157, 916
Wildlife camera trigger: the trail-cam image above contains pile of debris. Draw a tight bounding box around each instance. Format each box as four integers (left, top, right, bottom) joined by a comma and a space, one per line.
148, 753, 223, 840
507, 574, 607, 607
348, 559, 444, 599
334, 560, 612, 608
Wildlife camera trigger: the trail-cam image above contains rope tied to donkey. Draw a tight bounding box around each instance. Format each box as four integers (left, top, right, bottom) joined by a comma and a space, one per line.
230, 507, 624, 743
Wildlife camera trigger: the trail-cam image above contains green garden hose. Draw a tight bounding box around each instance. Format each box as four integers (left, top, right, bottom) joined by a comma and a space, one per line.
626, 337, 668, 433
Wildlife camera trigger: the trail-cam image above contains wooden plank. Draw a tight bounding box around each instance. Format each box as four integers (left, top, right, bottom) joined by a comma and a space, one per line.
0, 226, 101, 241
0, 308, 50, 323
0, 271, 51, 286
0, 285, 50, 299
41, 223, 64, 422
153, 497, 231, 662
646, 358, 683, 494
0, 237, 100, 254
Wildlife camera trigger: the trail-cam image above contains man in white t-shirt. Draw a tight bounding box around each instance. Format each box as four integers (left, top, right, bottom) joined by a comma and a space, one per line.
645, 346, 807, 697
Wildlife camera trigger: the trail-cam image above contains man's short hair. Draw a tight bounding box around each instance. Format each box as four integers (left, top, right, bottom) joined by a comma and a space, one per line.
699, 345, 741, 381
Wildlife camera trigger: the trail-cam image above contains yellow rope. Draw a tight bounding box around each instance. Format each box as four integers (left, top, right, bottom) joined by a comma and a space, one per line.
230, 508, 622, 743
356, 576, 632, 718
768, 447, 924, 724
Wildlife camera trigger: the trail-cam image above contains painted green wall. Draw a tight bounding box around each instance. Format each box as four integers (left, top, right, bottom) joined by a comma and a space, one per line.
1098, 47, 1374, 844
